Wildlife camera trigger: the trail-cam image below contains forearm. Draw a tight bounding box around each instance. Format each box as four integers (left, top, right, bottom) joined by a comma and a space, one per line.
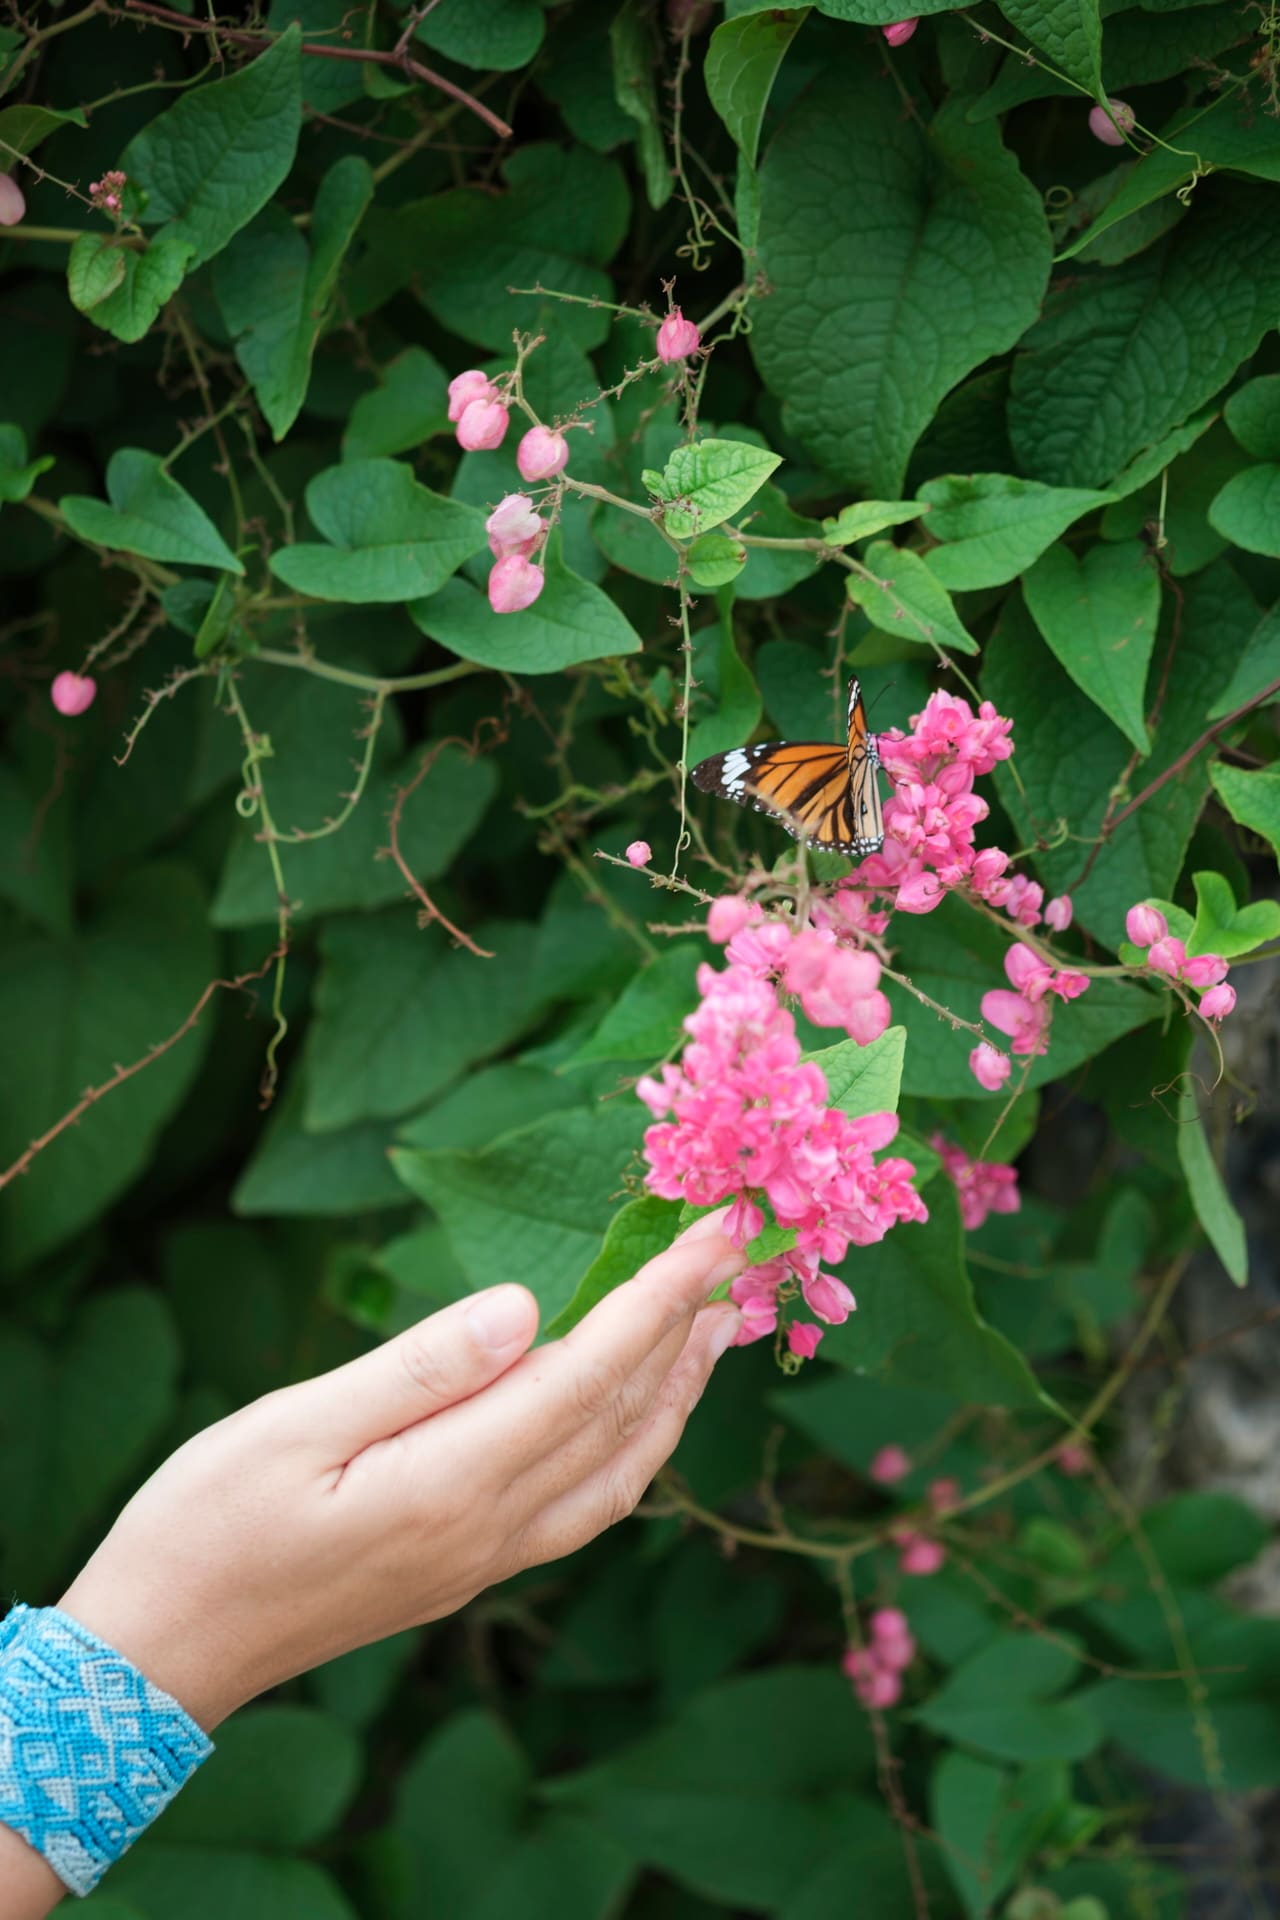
0, 1821, 65, 1920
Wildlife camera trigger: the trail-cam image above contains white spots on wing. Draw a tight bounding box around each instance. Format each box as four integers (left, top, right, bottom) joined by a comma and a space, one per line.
721, 747, 752, 795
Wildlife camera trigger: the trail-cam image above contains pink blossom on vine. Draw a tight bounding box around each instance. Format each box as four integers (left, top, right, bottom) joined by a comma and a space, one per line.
844, 1648, 903, 1710
869, 1444, 911, 1485
1125, 903, 1167, 947
1146, 935, 1187, 978
447, 369, 498, 423
1089, 97, 1135, 145
456, 396, 510, 451
782, 928, 891, 1043
1044, 894, 1073, 933
998, 873, 1045, 929
1056, 1441, 1092, 1476
927, 1477, 961, 1515
933, 1134, 1021, 1231
897, 1532, 946, 1576
0, 174, 25, 226
50, 671, 97, 716
656, 307, 700, 363
89, 169, 127, 215
485, 493, 544, 559
625, 840, 651, 868
487, 554, 544, 613
516, 425, 570, 481
787, 1320, 824, 1360
707, 895, 754, 944
1004, 941, 1089, 1005
1181, 953, 1229, 989
980, 987, 1049, 1057
1200, 982, 1236, 1022
969, 1042, 1012, 1092
869, 1609, 916, 1670
881, 17, 918, 44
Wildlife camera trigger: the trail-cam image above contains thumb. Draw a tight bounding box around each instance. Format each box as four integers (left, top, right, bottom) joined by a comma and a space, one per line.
284, 1284, 539, 1462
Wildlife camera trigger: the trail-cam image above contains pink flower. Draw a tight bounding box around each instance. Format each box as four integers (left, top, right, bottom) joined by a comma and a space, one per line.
1146, 935, 1187, 978
485, 492, 543, 559
447, 369, 498, 423
457, 397, 510, 451
928, 1476, 961, 1515
871, 1630, 916, 1673
656, 307, 700, 363
0, 174, 25, 227
1089, 97, 1135, 146
1044, 894, 1073, 933
881, 17, 917, 43
869, 1607, 910, 1643
858, 1665, 902, 1709
707, 895, 753, 944
487, 554, 544, 614
933, 1134, 1020, 1231
898, 1533, 946, 1577
981, 988, 1049, 1057
782, 932, 889, 1043
1056, 1441, 1091, 1477
516, 425, 569, 482
1005, 941, 1055, 1003
787, 1321, 824, 1361
869, 1444, 911, 1485
1001, 874, 1045, 929
969, 1042, 1011, 1092
625, 840, 652, 869
1200, 983, 1236, 1022
802, 1270, 855, 1325
1125, 903, 1167, 948
1181, 953, 1228, 989
50, 671, 96, 716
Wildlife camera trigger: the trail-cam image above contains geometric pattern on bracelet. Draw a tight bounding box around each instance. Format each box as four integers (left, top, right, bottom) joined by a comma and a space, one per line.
0, 1603, 214, 1896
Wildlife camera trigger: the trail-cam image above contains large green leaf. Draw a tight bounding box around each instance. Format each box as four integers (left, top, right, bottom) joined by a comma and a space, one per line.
120, 25, 303, 269
920, 473, 1114, 591
807, 1026, 906, 1118
232, 1073, 406, 1217
161, 1707, 361, 1848
214, 158, 374, 441
705, 8, 807, 167
409, 546, 643, 671
1010, 190, 1280, 486
1207, 464, 1280, 559
1224, 374, 1280, 460
543, 1193, 683, 1340
752, 70, 1049, 492
69, 233, 195, 345
1022, 538, 1161, 753
687, 599, 763, 761
995, 0, 1101, 93
0, 865, 217, 1268
572, 944, 701, 1066
1210, 761, 1280, 861
61, 449, 243, 573
269, 458, 485, 602
415, 0, 544, 69
915, 1634, 1101, 1763
846, 542, 979, 655
931, 1754, 1069, 1920
341, 347, 450, 461
646, 437, 782, 540
109, 1850, 356, 1920
1177, 1081, 1247, 1285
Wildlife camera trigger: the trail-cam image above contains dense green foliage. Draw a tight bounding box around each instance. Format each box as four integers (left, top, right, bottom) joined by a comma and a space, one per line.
2, 0, 1280, 1913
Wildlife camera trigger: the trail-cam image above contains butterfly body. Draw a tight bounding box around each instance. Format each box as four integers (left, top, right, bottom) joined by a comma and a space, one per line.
690, 678, 885, 857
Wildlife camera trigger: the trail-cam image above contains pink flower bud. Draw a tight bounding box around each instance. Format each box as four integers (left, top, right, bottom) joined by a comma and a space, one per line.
898, 1534, 946, 1577
447, 369, 497, 423
1088, 97, 1135, 146
456, 397, 510, 451
1056, 1441, 1091, 1477
969, 1042, 1011, 1092
928, 1476, 961, 1514
870, 1607, 910, 1642
1044, 894, 1073, 933
707, 895, 752, 944
1181, 953, 1228, 989
881, 17, 918, 44
656, 307, 701, 364
1146, 935, 1187, 978
516, 425, 570, 482
1199, 983, 1237, 1022
871, 1629, 916, 1672
1125, 903, 1168, 948
787, 1320, 824, 1361
801, 1270, 855, 1325
487, 553, 544, 614
842, 1646, 876, 1683
0, 173, 26, 226
869, 1444, 911, 1485
50, 670, 97, 716
485, 492, 544, 559
625, 840, 652, 869
857, 1665, 903, 1709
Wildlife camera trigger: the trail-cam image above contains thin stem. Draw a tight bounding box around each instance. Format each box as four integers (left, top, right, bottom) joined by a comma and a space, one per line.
253, 647, 485, 695
1, 224, 144, 247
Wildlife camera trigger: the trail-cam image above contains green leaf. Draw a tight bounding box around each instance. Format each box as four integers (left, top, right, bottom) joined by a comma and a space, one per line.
0, 101, 85, 155
609, 1, 672, 210
919, 473, 1114, 591
845, 542, 978, 655
109, 1849, 357, 1920
995, 0, 1101, 94
232, 1073, 406, 1217
686, 531, 747, 588
1210, 761, 1280, 864
60, 448, 242, 573
161, 1708, 360, 1847
752, 70, 1049, 492
120, 24, 303, 269
1082, 1681, 1280, 1790
544, 1194, 682, 1340
1022, 539, 1161, 753
916, 1634, 1100, 1763
214, 157, 374, 441
1207, 600, 1280, 719
0, 1289, 178, 1591
75, 234, 195, 345
821, 499, 925, 546
341, 346, 449, 461
409, 546, 643, 672
0, 865, 217, 1270
647, 437, 782, 540
1177, 1081, 1247, 1286
269, 458, 484, 602
66, 232, 127, 312
415, 0, 544, 69
1208, 463, 1280, 559
0, 422, 53, 504
1187, 869, 1280, 959
572, 944, 701, 1066
688, 599, 762, 761
806, 1026, 906, 1118
932, 1754, 1068, 1920
1224, 374, 1280, 460
304, 916, 537, 1130
390, 1098, 649, 1323
705, 8, 807, 168
1011, 191, 1280, 486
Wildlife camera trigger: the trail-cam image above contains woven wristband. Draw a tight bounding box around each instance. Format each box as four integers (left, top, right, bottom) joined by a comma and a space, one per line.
0, 1603, 214, 1896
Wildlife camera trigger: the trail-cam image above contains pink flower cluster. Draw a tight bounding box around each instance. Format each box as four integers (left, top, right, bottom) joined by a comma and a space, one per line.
1126, 905, 1235, 1021
979, 939, 1089, 1063
484, 493, 548, 613
843, 1609, 916, 1710
708, 894, 892, 1045
89, 169, 126, 215
639, 904, 927, 1355
933, 1134, 1020, 1231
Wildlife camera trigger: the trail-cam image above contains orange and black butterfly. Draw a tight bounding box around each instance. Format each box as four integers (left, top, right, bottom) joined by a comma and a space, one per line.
690, 678, 885, 857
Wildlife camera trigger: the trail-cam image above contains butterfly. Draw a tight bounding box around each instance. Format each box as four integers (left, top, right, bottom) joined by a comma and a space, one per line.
690, 677, 885, 857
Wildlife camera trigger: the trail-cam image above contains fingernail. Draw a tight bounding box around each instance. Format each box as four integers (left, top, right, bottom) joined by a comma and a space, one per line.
466, 1286, 534, 1351
706, 1309, 741, 1359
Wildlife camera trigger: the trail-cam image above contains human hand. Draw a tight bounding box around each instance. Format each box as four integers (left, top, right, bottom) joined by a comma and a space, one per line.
56, 1213, 744, 1732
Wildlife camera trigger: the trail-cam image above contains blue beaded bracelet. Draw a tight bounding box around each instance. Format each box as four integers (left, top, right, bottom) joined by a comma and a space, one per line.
0, 1603, 214, 1896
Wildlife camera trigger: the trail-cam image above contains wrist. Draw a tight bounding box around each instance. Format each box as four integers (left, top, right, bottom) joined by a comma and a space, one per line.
58, 1561, 249, 1734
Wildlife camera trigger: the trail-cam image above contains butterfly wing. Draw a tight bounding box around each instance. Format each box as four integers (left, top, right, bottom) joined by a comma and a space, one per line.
845, 678, 884, 855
